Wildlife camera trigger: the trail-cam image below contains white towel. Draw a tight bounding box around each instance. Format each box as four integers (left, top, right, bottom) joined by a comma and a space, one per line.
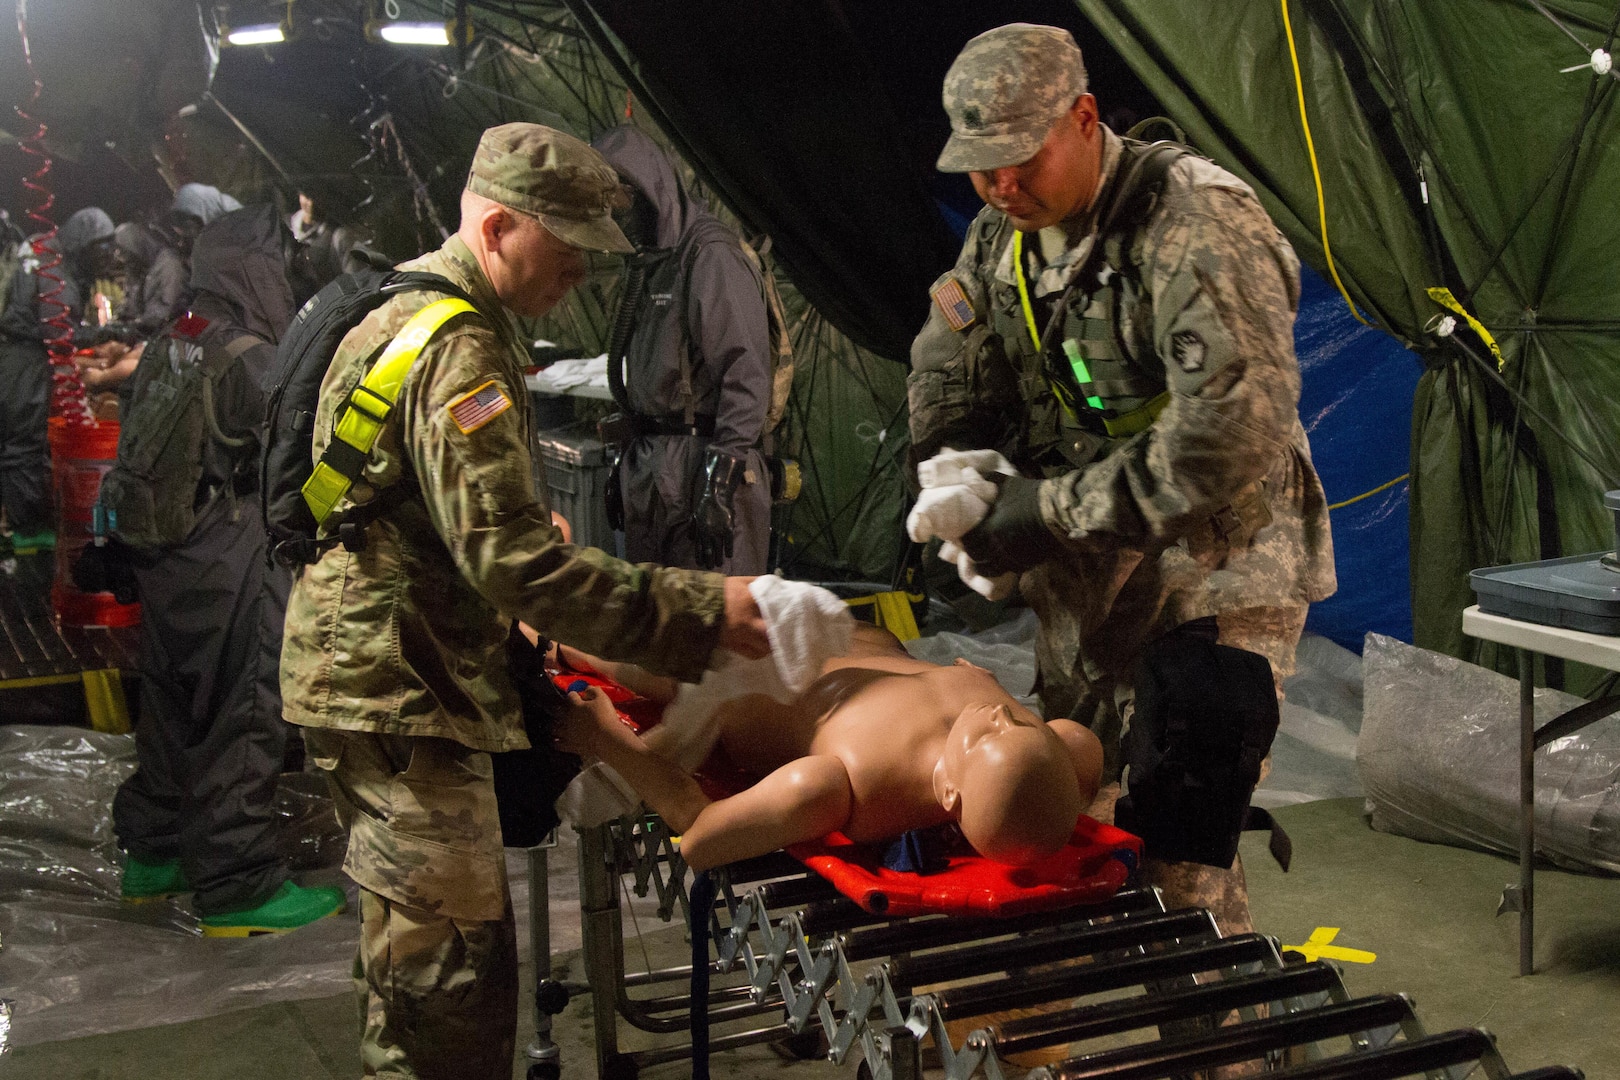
556, 761, 641, 828
644, 576, 854, 772
908, 447, 1020, 600
906, 482, 993, 543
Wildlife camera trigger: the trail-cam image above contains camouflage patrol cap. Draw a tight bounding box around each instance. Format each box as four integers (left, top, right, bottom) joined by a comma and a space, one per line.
937, 23, 1089, 173
466, 122, 634, 254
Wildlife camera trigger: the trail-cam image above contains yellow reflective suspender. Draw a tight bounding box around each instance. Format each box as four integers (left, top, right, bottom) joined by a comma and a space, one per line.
1012, 229, 1046, 353
1013, 230, 1167, 436
301, 297, 476, 527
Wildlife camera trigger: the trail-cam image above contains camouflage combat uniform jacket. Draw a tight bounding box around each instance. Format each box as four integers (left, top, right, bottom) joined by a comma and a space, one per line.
282, 236, 725, 753
909, 128, 1336, 731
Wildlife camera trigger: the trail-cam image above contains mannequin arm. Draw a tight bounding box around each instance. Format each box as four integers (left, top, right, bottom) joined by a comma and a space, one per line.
677, 756, 853, 870
556, 687, 853, 871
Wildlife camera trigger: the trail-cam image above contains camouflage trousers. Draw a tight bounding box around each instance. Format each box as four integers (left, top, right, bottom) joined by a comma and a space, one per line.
1076, 605, 1308, 939
304, 728, 518, 1080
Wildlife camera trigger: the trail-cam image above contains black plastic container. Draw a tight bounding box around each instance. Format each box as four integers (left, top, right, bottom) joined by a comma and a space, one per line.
1471, 552, 1620, 635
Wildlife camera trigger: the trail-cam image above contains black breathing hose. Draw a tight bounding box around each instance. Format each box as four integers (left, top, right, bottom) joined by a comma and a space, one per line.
605, 257, 646, 413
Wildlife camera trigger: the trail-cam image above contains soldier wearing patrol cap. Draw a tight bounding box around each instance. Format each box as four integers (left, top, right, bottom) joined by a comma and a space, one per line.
907, 25, 1336, 937
280, 123, 771, 1079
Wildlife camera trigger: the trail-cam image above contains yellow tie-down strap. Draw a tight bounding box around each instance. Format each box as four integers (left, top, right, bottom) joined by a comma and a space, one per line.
844, 590, 924, 642
1101, 391, 1170, 438
302, 297, 476, 526
1426, 286, 1506, 372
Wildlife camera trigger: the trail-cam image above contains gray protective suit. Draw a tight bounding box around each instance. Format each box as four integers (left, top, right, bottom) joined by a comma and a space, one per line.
114, 221, 188, 330
111, 205, 297, 916
0, 207, 111, 534
592, 126, 772, 573
171, 183, 243, 227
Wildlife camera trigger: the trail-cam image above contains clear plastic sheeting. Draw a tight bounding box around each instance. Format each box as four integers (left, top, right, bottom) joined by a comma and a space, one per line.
1359, 633, 1620, 873
905, 608, 1041, 710
0, 725, 357, 1048
1259, 633, 1366, 809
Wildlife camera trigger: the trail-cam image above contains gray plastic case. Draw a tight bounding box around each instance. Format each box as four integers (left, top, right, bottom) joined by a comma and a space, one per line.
1607, 489, 1620, 556
1471, 552, 1620, 634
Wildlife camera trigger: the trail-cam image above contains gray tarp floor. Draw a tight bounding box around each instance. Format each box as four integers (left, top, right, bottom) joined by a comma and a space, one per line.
1, 623, 1616, 1077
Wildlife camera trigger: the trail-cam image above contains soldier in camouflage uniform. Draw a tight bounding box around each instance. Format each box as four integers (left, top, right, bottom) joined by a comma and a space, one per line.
909, 25, 1335, 936
281, 123, 771, 1080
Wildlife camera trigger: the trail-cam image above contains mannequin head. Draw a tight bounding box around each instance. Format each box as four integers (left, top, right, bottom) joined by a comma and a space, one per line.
932, 701, 1097, 865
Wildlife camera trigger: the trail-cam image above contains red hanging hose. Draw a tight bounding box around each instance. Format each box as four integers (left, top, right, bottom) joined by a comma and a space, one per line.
14, 0, 91, 424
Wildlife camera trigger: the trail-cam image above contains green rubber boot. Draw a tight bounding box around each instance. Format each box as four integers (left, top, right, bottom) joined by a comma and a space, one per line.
200, 880, 347, 938
9, 529, 56, 554
121, 854, 189, 903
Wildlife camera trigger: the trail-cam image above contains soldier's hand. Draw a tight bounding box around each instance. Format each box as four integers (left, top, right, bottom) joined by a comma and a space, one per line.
717, 576, 770, 659
960, 474, 1067, 577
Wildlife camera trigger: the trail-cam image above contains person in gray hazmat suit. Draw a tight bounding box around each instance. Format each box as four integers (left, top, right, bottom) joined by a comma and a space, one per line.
0, 206, 116, 551
592, 125, 773, 572
114, 219, 189, 332
108, 204, 344, 935
161, 182, 243, 262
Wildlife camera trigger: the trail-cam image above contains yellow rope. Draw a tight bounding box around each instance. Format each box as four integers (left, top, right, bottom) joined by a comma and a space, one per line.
1281, 0, 1372, 327
1328, 473, 1410, 511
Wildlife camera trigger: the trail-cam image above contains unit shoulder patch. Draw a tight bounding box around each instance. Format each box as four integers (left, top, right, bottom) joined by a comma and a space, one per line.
1170, 330, 1206, 373
930, 275, 978, 332
445, 379, 513, 434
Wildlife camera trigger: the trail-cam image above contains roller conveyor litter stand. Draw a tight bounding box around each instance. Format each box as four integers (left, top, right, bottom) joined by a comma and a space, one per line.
529, 812, 1583, 1079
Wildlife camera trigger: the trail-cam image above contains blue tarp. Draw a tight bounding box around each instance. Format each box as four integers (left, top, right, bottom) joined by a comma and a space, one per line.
1296, 265, 1422, 651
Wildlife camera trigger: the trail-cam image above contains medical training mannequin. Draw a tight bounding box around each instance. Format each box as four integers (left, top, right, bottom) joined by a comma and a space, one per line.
554, 625, 1102, 871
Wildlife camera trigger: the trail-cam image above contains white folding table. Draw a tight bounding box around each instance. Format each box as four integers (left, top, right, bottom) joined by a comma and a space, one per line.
1460, 605, 1620, 975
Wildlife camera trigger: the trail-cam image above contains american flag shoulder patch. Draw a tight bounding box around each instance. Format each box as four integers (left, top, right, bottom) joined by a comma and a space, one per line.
445, 379, 513, 434
930, 275, 977, 332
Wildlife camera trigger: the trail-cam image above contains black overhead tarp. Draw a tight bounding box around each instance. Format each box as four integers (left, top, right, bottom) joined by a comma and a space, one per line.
563, 0, 962, 361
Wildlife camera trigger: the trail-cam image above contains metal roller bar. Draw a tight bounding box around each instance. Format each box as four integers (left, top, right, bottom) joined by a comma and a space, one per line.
992, 962, 1343, 1057
757, 873, 844, 909
721, 849, 809, 885
841, 888, 1164, 962
1259, 1027, 1531, 1080
887, 908, 1217, 989
935, 934, 1278, 1021
798, 896, 892, 936
1038, 994, 1420, 1080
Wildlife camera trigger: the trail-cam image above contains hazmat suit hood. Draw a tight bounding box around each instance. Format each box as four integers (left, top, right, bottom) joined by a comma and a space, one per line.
59, 206, 115, 281
188, 205, 296, 346
114, 221, 167, 272
592, 126, 703, 253
172, 183, 242, 227
59, 207, 114, 257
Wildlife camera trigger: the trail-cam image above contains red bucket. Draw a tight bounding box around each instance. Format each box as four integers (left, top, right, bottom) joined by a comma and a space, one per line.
47, 416, 140, 628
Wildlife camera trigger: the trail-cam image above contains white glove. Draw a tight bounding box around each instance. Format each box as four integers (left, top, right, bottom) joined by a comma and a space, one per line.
938, 540, 1017, 601
906, 481, 992, 543
917, 447, 1016, 490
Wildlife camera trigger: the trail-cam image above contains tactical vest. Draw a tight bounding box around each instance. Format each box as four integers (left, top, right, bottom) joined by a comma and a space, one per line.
978, 139, 1189, 473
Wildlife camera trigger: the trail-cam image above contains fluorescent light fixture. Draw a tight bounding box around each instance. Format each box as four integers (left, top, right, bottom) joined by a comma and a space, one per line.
378, 20, 451, 45
226, 22, 286, 45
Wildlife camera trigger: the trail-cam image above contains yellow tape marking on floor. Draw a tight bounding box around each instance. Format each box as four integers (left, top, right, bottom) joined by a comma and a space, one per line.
1284, 926, 1377, 964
